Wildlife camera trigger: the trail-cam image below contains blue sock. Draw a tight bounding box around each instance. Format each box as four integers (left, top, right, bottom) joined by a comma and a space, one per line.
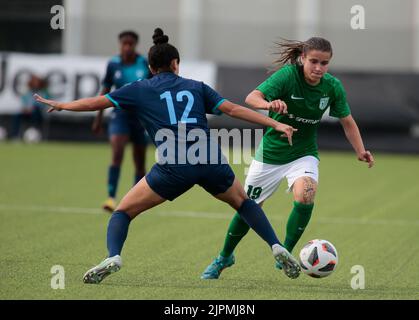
108, 165, 121, 198
237, 199, 281, 248
134, 173, 144, 185
107, 211, 131, 257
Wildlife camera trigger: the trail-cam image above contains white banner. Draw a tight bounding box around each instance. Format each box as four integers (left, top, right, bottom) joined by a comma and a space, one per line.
0, 52, 216, 115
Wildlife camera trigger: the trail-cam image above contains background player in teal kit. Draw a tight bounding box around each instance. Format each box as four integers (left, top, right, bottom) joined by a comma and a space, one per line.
92, 30, 151, 212
35, 28, 303, 284
201, 37, 375, 279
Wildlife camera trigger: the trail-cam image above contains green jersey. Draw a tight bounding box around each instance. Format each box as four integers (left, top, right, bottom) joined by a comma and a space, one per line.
255, 64, 351, 164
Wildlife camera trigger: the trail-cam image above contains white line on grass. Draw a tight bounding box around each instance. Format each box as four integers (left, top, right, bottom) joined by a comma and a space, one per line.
0, 203, 418, 227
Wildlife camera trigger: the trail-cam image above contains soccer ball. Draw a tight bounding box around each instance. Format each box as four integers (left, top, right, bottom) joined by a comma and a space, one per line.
299, 239, 338, 278
23, 127, 42, 144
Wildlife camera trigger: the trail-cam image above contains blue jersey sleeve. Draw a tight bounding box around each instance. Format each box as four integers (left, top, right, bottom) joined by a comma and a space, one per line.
105, 82, 139, 110
202, 83, 225, 115
102, 62, 114, 89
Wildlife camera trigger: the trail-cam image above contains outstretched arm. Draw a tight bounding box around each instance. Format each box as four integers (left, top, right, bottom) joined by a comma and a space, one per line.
339, 115, 374, 168
217, 100, 297, 145
34, 94, 113, 113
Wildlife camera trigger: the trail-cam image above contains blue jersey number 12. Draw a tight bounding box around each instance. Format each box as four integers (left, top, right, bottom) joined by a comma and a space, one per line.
160, 90, 197, 124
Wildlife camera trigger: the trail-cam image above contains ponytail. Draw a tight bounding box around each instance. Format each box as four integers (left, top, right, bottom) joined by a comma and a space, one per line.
272, 37, 333, 70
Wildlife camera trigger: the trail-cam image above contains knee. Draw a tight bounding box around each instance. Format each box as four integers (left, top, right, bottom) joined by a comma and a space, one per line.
237, 194, 249, 208
294, 177, 317, 204
232, 191, 249, 210
115, 204, 138, 220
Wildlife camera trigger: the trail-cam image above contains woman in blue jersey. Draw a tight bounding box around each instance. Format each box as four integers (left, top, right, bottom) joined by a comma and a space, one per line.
92, 31, 151, 213
35, 28, 301, 284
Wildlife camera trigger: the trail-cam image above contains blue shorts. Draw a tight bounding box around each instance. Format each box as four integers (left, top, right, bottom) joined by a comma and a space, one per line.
108, 109, 146, 145
145, 163, 236, 201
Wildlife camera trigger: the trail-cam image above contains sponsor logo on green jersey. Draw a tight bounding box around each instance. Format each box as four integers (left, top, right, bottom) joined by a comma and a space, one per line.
288, 114, 320, 125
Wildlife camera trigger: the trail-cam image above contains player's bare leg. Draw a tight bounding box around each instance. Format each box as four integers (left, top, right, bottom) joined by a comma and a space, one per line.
292, 176, 317, 205
116, 177, 166, 219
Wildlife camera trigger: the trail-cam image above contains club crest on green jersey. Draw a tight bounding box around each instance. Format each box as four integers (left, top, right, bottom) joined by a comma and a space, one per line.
319, 97, 330, 110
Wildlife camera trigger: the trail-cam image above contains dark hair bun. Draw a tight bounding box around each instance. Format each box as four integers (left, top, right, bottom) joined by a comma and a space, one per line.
152, 28, 169, 45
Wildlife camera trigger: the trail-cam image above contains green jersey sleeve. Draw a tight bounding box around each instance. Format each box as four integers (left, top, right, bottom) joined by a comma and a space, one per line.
329, 78, 351, 118
256, 65, 293, 101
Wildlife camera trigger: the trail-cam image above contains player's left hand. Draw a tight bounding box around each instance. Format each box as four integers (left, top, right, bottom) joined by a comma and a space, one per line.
33, 94, 63, 113
358, 150, 374, 168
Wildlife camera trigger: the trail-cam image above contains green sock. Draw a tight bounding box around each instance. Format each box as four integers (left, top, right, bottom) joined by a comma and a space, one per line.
220, 213, 250, 258
284, 201, 314, 253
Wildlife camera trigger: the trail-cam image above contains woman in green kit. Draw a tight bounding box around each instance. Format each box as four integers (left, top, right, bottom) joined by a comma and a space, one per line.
201, 37, 375, 279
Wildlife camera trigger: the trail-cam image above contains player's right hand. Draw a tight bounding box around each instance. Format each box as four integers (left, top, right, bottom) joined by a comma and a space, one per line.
275, 123, 297, 146
33, 94, 63, 113
267, 99, 288, 114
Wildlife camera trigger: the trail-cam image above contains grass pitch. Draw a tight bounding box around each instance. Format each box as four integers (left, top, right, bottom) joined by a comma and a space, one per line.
0, 142, 418, 299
